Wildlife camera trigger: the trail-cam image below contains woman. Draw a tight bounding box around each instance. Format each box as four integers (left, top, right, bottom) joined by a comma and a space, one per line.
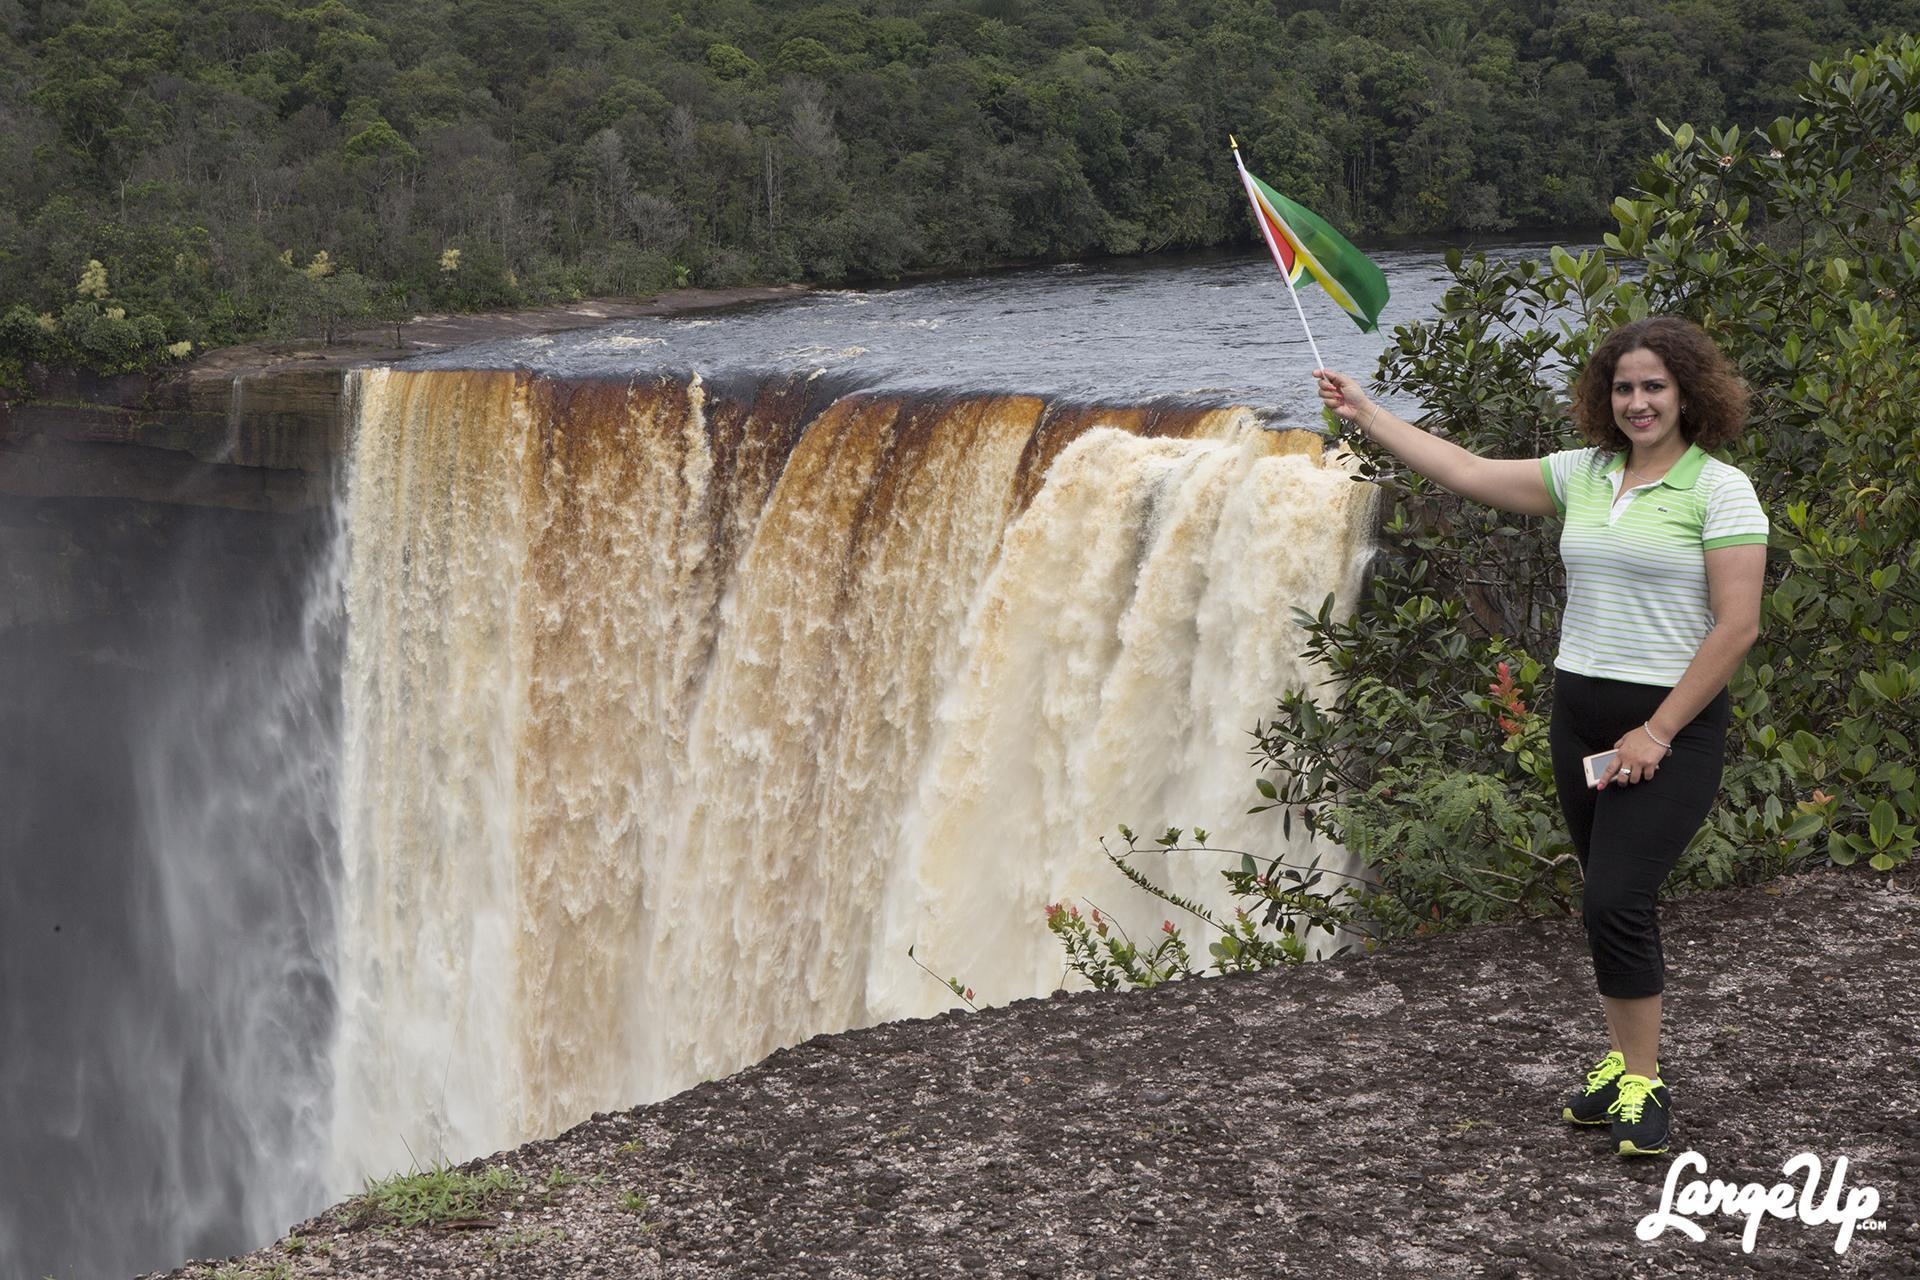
1314, 315, 1768, 1157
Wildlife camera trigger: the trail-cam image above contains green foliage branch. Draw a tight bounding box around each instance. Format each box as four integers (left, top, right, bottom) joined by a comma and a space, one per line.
1045, 825, 1370, 993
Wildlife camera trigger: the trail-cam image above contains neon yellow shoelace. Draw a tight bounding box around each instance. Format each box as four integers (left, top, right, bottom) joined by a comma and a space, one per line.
1584, 1053, 1625, 1096
1610, 1076, 1655, 1123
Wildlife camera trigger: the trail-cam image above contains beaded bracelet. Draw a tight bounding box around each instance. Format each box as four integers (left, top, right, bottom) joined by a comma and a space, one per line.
1642, 722, 1674, 755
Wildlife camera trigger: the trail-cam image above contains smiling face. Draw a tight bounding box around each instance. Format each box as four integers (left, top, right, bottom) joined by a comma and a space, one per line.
1610, 347, 1686, 459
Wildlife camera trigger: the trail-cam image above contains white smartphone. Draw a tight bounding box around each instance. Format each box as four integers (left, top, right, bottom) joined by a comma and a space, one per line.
1582, 750, 1618, 788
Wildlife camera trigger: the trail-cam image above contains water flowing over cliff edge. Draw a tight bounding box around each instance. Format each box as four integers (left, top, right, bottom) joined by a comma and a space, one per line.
329, 367, 1375, 1188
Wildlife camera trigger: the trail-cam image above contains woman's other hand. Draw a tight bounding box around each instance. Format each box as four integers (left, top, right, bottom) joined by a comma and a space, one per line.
1602, 726, 1669, 788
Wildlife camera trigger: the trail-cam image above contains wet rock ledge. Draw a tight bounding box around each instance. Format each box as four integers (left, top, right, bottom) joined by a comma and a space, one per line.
150, 867, 1917, 1280
0, 286, 808, 514
0, 363, 343, 513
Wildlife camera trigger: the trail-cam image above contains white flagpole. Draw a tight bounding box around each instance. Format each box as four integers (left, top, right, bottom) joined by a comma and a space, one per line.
1230, 138, 1328, 376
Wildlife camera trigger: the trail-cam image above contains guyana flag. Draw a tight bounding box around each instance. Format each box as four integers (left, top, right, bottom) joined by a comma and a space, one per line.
1232, 145, 1389, 333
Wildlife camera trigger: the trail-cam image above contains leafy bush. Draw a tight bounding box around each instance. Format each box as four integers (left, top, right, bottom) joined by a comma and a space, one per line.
0, 305, 50, 392
1279, 35, 1920, 905
56, 299, 170, 371
1046, 827, 1370, 992
0, 258, 193, 383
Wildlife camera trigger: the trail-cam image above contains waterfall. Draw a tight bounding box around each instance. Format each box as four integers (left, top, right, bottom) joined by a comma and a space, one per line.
327, 367, 1375, 1188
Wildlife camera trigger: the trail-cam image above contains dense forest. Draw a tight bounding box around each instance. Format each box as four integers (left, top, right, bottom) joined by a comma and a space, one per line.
2, 0, 1917, 377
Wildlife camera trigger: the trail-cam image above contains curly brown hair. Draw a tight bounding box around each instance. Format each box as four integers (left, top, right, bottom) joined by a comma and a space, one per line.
1570, 316, 1749, 453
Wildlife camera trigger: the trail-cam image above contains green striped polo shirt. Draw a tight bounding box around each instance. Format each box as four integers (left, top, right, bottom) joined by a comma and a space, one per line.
1540, 443, 1769, 687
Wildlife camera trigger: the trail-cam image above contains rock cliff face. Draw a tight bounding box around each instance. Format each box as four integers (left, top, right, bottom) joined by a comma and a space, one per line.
0, 357, 343, 648
0, 362, 344, 514
1, 348, 353, 1280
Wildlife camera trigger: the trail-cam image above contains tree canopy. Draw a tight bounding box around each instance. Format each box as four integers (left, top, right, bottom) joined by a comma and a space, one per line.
2, 0, 1917, 376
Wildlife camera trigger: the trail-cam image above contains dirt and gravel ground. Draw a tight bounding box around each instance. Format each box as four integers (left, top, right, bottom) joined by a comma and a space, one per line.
150, 867, 1918, 1280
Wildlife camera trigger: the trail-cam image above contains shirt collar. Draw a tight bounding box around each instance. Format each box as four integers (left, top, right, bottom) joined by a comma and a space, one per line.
1605, 442, 1709, 490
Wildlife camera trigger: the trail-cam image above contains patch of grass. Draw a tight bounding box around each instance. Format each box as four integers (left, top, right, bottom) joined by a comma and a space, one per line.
201, 1264, 291, 1280
351, 1162, 523, 1228
618, 1189, 649, 1214
546, 1166, 583, 1190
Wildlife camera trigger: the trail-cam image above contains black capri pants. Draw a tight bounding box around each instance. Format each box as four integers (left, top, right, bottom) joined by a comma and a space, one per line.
1548, 668, 1731, 999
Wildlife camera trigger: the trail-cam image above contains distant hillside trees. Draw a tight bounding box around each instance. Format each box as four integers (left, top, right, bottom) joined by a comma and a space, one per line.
2, 0, 1916, 377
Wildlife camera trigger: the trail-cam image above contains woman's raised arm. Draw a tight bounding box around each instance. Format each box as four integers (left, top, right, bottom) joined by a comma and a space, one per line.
1315, 369, 1557, 518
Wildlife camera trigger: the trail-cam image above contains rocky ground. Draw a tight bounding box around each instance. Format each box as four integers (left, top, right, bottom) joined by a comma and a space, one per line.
152, 867, 1918, 1280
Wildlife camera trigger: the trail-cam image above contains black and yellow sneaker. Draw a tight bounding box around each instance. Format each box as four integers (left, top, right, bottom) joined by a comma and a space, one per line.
1609, 1073, 1672, 1156
1562, 1050, 1625, 1125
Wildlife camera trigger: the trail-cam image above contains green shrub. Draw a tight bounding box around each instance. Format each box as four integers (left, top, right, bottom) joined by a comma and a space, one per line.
704, 42, 758, 81
1, 255, 194, 382
56, 300, 169, 372
1274, 34, 1920, 910
0, 305, 49, 392
1045, 827, 1370, 992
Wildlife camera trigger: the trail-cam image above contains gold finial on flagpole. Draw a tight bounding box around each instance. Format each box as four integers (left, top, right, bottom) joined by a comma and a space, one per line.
1229, 134, 1239, 152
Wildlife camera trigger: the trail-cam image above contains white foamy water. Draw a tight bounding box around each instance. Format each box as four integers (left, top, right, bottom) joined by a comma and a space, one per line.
326, 369, 1374, 1186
